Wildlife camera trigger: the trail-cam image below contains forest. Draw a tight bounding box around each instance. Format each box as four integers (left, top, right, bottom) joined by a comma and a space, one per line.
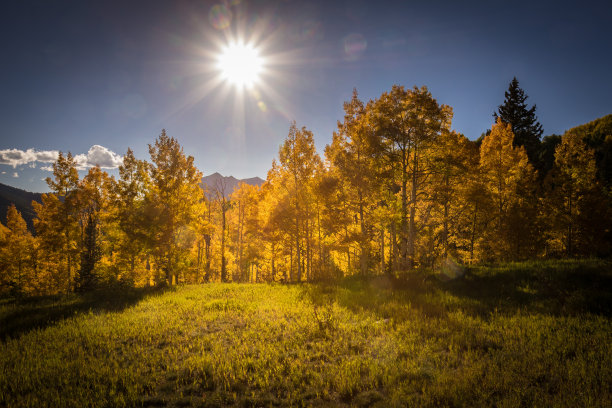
1, 78, 611, 296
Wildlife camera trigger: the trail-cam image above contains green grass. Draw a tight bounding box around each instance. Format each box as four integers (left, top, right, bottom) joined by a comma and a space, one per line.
1, 259, 611, 407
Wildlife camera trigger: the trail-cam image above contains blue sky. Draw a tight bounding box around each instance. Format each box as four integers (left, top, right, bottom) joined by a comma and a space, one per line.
1, 0, 611, 192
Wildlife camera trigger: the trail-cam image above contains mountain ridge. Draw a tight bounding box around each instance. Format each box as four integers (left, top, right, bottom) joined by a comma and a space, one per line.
201, 173, 265, 198
0, 183, 44, 231
0, 173, 264, 231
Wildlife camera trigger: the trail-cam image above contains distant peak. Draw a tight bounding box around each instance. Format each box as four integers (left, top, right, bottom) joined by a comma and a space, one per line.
201, 172, 264, 198
242, 176, 265, 184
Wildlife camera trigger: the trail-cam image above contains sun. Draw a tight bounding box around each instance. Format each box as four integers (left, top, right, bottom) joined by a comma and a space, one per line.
217, 42, 263, 88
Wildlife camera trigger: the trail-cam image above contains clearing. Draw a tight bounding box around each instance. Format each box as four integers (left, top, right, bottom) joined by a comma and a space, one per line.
1, 259, 611, 407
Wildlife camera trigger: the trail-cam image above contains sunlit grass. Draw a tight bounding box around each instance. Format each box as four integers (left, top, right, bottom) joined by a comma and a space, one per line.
1, 259, 611, 407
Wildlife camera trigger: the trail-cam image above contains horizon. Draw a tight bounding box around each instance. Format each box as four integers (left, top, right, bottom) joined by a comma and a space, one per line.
1, 110, 608, 194
1, 0, 611, 192
0, 170, 266, 194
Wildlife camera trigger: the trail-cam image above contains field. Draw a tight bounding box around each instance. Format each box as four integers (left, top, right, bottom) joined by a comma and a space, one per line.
1, 259, 611, 407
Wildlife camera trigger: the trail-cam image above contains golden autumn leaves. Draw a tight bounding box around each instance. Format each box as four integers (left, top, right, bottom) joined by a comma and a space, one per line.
0, 85, 608, 296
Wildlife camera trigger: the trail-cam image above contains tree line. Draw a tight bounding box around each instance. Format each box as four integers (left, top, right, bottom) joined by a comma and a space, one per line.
1, 79, 610, 296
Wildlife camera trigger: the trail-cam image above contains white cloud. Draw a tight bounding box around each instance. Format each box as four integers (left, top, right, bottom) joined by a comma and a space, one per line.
1, 145, 123, 171
0, 148, 59, 168
35, 150, 60, 163
12, 172, 19, 178
74, 145, 123, 169
1, 171, 5, 175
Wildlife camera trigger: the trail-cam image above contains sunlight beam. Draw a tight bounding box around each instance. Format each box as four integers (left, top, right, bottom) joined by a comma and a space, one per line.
217, 42, 263, 88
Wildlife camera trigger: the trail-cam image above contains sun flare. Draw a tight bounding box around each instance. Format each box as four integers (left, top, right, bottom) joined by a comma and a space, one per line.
217, 43, 263, 88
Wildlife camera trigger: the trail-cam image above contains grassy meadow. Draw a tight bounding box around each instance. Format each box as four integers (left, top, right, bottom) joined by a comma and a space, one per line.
1, 259, 611, 407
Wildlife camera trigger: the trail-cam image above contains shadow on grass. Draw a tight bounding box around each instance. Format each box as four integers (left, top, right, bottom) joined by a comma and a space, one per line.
329, 259, 612, 321
0, 285, 173, 341
443, 259, 612, 317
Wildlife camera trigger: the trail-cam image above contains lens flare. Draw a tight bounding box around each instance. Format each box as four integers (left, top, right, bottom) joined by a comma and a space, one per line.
343, 33, 367, 60
209, 4, 232, 30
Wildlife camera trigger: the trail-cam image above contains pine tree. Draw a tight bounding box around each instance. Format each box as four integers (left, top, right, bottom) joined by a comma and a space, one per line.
77, 213, 100, 292
75, 166, 113, 290
494, 77, 543, 166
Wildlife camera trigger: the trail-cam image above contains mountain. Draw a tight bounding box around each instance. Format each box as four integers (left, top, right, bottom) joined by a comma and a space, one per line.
0, 183, 44, 231
0, 173, 265, 230
201, 172, 265, 198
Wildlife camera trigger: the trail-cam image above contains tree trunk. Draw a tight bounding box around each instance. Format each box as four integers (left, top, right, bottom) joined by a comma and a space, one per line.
289, 246, 293, 282
443, 175, 449, 259
407, 149, 418, 269
317, 206, 322, 281
221, 201, 227, 282
295, 213, 301, 282
196, 241, 201, 281
469, 206, 477, 263
390, 221, 397, 273
166, 248, 173, 285
306, 218, 311, 281
400, 171, 408, 270
380, 223, 385, 275
567, 185, 573, 256
205, 204, 212, 282
359, 191, 368, 276
237, 201, 244, 282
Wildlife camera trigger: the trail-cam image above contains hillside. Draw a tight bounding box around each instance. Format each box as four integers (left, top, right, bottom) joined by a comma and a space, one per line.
0, 172, 265, 230
565, 113, 612, 186
1, 259, 610, 407
201, 172, 265, 198
0, 183, 43, 231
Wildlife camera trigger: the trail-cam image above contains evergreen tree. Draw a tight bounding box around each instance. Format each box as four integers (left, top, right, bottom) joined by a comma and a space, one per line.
77, 213, 100, 292
494, 77, 543, 166
75, 166, 113, 290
